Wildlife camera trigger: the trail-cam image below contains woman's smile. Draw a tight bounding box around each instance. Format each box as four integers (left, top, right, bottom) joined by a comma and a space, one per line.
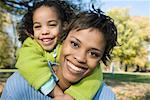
66, 59, 87, 74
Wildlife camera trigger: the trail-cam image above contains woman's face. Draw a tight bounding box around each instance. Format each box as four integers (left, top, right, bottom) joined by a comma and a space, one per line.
33, 6, 62, 51
60, 28, 106, 83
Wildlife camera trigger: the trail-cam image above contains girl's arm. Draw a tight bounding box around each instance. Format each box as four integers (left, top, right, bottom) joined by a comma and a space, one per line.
65, 65, 103, 100
16, 37, 52, 90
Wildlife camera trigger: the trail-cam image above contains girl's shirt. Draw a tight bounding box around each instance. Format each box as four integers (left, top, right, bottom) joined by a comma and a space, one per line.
16, 37, 103, 99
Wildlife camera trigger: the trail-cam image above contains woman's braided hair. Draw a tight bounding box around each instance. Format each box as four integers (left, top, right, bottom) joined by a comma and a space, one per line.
63, 6, 118, 65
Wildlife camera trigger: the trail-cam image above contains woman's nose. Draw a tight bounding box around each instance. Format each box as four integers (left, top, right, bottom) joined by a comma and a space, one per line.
74, 50, 86, 63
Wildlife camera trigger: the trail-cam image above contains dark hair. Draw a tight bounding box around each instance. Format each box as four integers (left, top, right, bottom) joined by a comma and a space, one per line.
63, 9, 117, 65
17, 0, 76, 43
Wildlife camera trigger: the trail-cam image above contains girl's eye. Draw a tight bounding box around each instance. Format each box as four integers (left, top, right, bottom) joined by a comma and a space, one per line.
49, 24, 57, 26
34, 25, 41, 29
48, 22, 57, 27
70, 41, 79, 48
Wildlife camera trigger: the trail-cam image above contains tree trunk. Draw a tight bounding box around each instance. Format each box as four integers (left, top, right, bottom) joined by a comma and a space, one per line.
125, 65, 128, 72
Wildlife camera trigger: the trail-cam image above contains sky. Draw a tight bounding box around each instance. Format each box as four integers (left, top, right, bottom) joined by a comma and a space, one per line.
97, 0, 150, 17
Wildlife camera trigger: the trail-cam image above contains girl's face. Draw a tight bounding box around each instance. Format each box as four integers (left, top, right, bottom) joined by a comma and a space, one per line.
60, 28, 106, 83
33, 6, 62, 51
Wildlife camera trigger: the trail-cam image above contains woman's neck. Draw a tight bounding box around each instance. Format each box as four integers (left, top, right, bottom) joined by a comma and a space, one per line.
55, 66, 71, 91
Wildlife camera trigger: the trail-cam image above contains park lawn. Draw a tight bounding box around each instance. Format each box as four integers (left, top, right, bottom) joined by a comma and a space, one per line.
0, 69, 16, 81
103, 72, 150, 83
0, 69, 17, 73
0, 70, 150, 99
103, 72, 150, 100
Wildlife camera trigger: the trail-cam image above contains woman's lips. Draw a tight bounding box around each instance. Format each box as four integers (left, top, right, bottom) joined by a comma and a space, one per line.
66, 60, 87, 74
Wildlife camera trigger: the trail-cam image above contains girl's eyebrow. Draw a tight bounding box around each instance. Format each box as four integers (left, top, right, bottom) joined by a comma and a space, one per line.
33, 20, 58, 24
48, 20, 58, 23
33, 22, 40, 25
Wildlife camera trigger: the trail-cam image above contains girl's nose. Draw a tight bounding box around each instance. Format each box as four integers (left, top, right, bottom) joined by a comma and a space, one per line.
41, 26, 50, 35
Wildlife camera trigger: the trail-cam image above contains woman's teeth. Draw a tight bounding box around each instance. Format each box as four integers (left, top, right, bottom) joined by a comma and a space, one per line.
67, 61, 85, 72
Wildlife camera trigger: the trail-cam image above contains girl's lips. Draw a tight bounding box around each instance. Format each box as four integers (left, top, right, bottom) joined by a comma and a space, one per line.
41, 38, 54, 45
66, 59, 87, 74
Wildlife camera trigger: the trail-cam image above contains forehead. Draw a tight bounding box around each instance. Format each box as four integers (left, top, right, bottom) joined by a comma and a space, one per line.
33, 6, 59, 20
68, 28, 105, 49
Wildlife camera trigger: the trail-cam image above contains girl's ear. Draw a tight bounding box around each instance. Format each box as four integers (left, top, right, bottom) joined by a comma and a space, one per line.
30, 34, 34, 38
25, 30, 34, 38
99, 60, 101, 64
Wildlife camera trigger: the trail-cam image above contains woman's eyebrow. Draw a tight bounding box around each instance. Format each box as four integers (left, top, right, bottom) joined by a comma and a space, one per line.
70, 36, 81, 43
91, 48, 103, 53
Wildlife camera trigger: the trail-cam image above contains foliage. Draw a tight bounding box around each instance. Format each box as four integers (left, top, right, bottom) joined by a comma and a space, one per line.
0, 0, 100, 15
0, 0, 34, 15
0, 33, 15, 68
107, 8, 150, 70
0, 8, 15, 69
0, 8, 10, 33
0, 1, 149, 71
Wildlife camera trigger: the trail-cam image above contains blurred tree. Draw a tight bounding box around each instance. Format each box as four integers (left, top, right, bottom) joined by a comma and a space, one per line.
0, 0, 33, 15
131, 16, 150, 72
0, 0, 35, 69
67, 0, 98, 11
1, 1, 149, 71
0, 0, 99, 15
0, 33, 15, 68
107, 8, 149, 72
0, 9, 15, 69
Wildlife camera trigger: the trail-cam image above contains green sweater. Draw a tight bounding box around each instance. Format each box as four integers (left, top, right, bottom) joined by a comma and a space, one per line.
16, 37, 103, 99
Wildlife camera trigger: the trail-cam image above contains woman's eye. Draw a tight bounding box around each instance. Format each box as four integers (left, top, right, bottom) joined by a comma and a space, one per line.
70, 41, 79, 48
89, 52, 100, 58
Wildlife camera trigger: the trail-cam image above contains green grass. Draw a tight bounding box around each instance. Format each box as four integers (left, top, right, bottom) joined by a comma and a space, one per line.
0, 69, 150, 83
103, 72, 150, 83
0, 69, 17, 73
0, 69, 16, 81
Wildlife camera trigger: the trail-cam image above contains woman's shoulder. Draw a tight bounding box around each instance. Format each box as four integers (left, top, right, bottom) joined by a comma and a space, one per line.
93, 82, 116, 100
1, 72, 51, 100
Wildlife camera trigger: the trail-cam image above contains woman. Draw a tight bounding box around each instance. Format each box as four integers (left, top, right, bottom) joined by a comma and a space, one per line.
1, 9, 117, 100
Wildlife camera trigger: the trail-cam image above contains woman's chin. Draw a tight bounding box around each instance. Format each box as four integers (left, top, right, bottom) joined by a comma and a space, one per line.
63, 73, 81, 83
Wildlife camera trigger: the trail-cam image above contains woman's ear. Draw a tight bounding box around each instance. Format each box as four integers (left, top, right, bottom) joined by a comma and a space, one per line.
60, 22, 68, 43
99, 60, 101, 64
62, 21, 68, 31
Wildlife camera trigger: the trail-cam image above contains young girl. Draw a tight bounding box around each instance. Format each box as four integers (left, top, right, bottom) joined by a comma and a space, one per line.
16, 0, 102, 99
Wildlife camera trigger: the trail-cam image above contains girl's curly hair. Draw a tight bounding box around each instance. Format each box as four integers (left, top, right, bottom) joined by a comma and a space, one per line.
17, 0, 76, 43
